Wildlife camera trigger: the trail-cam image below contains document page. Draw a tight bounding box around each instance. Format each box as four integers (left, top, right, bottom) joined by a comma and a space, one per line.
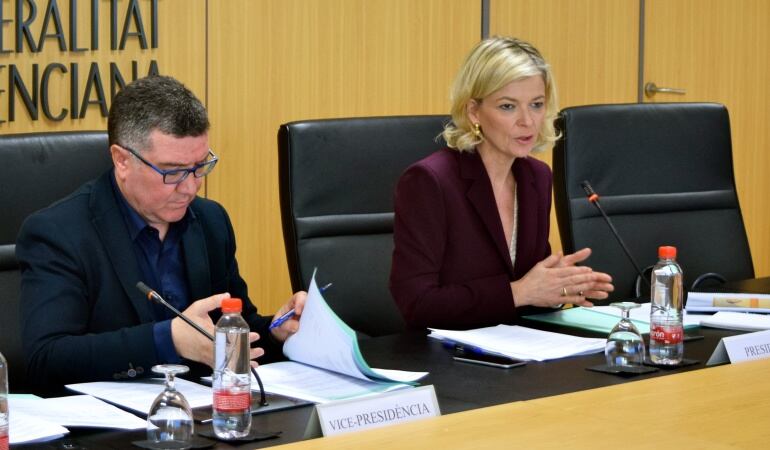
9, 410, 68, 444
282, 271, 427, 384
66, 377, 213, 414
699, 311, 770, 331
429, 325, 605, 361
255, 361, 410, 404
10, 395, 146, 430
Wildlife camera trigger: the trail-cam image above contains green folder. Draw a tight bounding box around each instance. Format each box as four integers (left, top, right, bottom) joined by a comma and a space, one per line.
523, 307, 697, 335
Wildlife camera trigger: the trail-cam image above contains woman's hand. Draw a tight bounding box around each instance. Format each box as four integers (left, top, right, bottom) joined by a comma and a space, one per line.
510, 248, 614, 308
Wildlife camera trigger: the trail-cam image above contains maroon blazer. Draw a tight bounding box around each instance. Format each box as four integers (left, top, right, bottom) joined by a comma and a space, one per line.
390, 148, 552, 330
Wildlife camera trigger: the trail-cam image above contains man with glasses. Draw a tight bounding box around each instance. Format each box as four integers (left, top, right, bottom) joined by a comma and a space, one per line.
17, 75, 306, 392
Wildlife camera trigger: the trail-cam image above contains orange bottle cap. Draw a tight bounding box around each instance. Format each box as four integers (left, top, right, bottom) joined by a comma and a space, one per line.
221, 298, 243, 313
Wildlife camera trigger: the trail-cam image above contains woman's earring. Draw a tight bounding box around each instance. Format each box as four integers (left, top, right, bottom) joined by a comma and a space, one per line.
472, 123, 482, 137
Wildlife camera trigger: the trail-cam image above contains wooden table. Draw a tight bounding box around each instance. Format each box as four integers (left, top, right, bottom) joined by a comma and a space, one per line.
275, 358, 770, 449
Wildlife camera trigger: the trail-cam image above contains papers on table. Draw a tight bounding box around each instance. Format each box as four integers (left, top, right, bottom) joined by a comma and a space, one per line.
282, 271, 427, 384
264, 272, 427, 402
429, 325, 605, 362
9, 410, 68, 444
699, 311, 770, 331
8, 393, 147, 444
66, 377, 213, 415
9, 395, 146, 430
255, 361, 411, 404
687, 292, 770, 313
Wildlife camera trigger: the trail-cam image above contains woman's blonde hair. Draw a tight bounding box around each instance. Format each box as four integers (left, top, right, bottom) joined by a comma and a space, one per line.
443, 36, 559, 152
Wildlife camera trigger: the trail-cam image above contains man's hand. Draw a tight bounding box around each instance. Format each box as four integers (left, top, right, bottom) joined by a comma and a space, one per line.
269, 291, 308, 342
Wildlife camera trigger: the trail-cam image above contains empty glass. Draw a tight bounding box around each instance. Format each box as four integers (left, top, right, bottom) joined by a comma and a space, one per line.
147, 364, 194, 449
605, 302, 646, 367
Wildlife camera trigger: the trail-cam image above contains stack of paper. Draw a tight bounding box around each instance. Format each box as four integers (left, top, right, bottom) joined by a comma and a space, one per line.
699, 311, 770, 331
66, 377, 214, 414
261, 272, 428, 403
8, 394, 147, 444
687, 292, 770, 313
428, 325, 605, 361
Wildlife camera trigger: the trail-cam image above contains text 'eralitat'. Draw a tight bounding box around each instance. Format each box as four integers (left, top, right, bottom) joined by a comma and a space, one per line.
0, 0, 164, 123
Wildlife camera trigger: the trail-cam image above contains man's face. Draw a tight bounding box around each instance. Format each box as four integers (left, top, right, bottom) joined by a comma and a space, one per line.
112, 130, 209, 230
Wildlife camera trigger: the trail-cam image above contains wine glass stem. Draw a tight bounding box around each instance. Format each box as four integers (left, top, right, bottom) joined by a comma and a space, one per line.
167, 373, 176, 392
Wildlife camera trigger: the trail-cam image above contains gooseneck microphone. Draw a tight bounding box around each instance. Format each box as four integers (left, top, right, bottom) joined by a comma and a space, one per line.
580, 181, 650, 290
136, 281, 268, 407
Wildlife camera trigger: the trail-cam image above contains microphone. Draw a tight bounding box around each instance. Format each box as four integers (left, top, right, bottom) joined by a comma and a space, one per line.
580, 181, 650, 292
136, 281, 268, 406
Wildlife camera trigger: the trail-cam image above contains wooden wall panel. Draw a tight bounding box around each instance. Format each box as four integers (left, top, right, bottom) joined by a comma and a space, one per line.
644, 0, 770, 277
490, 0, 640, 256
207, 0, 480, 313
0, 0, 206, 133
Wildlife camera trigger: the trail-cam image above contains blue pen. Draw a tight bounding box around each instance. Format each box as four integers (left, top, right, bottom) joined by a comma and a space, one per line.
269, 282, 332, 330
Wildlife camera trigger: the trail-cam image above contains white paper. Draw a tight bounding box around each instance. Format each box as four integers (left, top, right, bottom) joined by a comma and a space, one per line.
699, 311, 770, 331
9, 410, 68, 444
687, 292, 770, 313
429, 325, 605, 362
66, 377, 212, 414
254, 361, 411, 403
9, 395, 146, 430
283, 275, 370, 381
591, 302, 703, 327
283, 272, 427, 384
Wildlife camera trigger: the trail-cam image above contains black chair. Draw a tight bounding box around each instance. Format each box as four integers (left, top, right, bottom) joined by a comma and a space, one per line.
553, 103, 754, 303
0, 131, 112, 391
278, 115, 449, 337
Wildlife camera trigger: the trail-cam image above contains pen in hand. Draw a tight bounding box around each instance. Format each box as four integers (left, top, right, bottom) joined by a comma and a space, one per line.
269, 282, 331, 330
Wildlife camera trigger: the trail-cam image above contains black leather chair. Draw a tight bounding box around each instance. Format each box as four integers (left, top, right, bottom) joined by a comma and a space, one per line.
553, 103, 754, 303
278, 115, 449, 337
0, 132, 112, 391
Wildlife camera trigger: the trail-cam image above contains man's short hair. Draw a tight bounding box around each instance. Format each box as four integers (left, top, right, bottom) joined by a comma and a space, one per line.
108, 75, 210, 151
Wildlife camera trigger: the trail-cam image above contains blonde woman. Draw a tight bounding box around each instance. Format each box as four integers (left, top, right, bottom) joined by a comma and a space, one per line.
390, 37, 613, 330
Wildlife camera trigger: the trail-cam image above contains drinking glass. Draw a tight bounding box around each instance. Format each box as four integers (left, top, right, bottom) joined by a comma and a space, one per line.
147, 364, 194, 449
604, 302, 646, 367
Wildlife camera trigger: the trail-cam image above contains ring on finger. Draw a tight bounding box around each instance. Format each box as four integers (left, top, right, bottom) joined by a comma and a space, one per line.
561, 287, 568, 297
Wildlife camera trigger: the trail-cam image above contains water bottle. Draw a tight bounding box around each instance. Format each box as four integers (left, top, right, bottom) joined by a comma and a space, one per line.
0, 352, 8, 450
212, 298, 252, 439
649, 246, 684, 365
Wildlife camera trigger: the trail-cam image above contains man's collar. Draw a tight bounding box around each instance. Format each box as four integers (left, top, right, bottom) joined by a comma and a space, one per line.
109, 171, 195, 241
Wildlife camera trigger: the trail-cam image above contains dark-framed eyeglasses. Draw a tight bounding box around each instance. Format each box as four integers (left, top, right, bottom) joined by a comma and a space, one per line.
120, 144, 218, 185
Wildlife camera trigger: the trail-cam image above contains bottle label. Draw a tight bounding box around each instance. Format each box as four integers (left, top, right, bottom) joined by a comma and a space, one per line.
213, 389, 251, 412
650, 323, 683, 344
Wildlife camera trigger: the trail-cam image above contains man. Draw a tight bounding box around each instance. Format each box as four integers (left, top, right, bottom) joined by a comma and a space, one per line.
17, 75, 305, 393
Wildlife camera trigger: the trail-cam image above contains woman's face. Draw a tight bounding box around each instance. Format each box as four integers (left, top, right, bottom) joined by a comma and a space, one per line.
467, 75, 546, 161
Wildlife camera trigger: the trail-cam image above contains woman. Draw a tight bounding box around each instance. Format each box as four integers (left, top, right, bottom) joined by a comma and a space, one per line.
390, 37, 613, 330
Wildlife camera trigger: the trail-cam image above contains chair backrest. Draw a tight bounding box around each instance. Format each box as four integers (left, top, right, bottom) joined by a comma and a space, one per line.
553, 103, 754, 302
278, 115, 449, 337
0, 131, 112, 391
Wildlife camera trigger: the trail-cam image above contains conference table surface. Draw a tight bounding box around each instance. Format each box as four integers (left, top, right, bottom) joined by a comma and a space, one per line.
17, 317, 761, 449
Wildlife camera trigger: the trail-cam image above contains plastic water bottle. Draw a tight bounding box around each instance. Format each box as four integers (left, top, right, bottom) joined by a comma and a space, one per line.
0, 352, 8, 450
649, 246, 684, 365
212, 298, 252, 439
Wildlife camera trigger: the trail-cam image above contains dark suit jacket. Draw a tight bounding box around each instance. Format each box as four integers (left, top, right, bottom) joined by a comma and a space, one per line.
17, 170, 282, 391
390, 148, 552, 330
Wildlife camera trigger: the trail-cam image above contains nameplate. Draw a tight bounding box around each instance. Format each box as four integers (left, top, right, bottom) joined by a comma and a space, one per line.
707, 329, 770, 366
313, 385, 440, 437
